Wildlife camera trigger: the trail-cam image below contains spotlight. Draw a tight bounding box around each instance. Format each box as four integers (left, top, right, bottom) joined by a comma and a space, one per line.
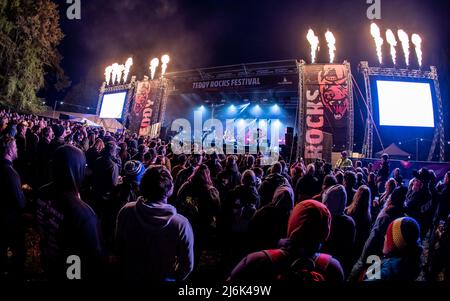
251, 104, 262, 116
199, 105, 205, 111
228, 105, 237, 114
271, 104, 280, 114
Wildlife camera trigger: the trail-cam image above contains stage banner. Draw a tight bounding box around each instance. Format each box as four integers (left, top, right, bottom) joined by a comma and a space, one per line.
172, 74, 299, 93
301, 63, 353, 160
128, 80, 160, 136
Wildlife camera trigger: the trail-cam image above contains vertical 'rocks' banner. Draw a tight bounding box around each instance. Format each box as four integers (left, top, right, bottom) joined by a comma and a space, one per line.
302, 64, 352, 160
128, 80, 156, 136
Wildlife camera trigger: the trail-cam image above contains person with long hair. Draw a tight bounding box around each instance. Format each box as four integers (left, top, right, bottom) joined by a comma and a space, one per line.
177, 164, 221, 268
348, 186, 406, 281
117, 142, 131, 170
345, 185, 372, 266
373, 178, 396, 219
85, 138, 104, 169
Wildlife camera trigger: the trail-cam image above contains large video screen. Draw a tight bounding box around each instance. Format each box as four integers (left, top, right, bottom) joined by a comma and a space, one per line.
376, 80, 434, 127
99, 92, 127, 119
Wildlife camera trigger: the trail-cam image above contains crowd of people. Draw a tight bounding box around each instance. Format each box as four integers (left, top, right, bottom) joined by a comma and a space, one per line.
0, 108, 449, 283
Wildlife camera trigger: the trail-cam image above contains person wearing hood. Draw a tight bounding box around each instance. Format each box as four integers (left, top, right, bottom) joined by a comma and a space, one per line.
247, 184, 294, 254
258, 162, 291, 207
36, 145, 103, 280
320, 184, 356, 277
367, 217, 422, 281
116, 165, 194, 282
349, 186, 407, 281
229, 200, 344, 282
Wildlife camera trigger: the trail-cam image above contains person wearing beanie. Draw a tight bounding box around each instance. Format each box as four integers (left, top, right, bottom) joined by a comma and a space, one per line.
369, 217, 422, 281
110, 160, 146, 225
229, 200, 344, 282
320, 184, 356, 277
349, 186, 407, 281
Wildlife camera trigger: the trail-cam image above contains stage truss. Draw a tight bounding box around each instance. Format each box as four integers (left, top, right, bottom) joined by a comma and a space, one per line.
359, 61, 445, 161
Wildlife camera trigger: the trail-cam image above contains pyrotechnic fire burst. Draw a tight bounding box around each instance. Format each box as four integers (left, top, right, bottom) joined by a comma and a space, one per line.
397, 29, 410, 66
385, 29, 397, 65
411, 34, 422, 67
150, 57, 159, 80
325, 31, 336, 63
306, 29, 319, 63
370, 23, 383, 64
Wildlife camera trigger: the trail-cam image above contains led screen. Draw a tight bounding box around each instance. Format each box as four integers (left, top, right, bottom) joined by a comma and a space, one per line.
376, 80, 434, 127
99, 92, 127, 119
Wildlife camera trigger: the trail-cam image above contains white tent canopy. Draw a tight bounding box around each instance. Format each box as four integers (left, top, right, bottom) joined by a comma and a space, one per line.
39, 107, 124, 132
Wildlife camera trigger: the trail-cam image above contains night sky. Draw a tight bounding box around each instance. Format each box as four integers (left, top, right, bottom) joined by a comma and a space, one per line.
54, 0, 450, 156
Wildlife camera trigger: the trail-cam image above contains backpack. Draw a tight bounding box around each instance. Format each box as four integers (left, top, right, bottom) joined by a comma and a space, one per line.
263, 249, 332, 282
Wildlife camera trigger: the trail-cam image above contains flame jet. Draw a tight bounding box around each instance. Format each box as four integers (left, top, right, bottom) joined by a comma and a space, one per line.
306, 29, 319, 63
370, 23, 383, 64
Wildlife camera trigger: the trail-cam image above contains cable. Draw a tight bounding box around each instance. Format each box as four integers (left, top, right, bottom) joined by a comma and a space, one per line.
351, 74, 384, 152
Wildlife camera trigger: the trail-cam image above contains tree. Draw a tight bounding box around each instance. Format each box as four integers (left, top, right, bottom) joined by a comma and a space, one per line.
0, 0, 68, 113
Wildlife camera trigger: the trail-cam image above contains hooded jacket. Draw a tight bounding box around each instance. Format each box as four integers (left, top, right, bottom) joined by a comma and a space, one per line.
36, 145, 103, 280
116, 198, 194, 282
248, 185, 294, 252
258, 173, 291, 207
230, 200, 344, 282
321, 185, 356, 276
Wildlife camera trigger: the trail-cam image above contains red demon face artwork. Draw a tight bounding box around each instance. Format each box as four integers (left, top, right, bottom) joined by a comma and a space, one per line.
318, 65, 349, 120
133, 81, 151, 115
